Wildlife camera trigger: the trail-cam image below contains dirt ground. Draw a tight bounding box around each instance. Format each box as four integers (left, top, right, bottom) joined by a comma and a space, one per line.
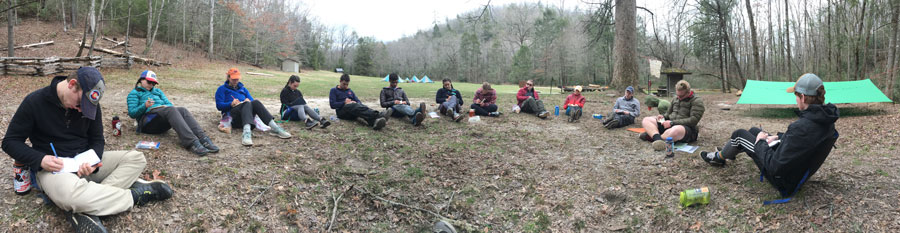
2, 68, 900, 232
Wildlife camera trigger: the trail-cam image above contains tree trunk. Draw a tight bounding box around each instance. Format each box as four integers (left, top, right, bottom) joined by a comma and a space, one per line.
889, 0, 900, 100
75, 0, 92, 57
7, 0, 14, 57
70, 0, 77, 28
87, 0, 103, 57
853, 0, 867, 80
145, 0, 153, 48
144, 0, 166, 56
612, 0, 638, 89
745, 0, 762, 80
60, 0, 67, 32
784, 0, 792, 79
182, 0, 186, 48
208, 0, 214, 58
125, 0, 133, 54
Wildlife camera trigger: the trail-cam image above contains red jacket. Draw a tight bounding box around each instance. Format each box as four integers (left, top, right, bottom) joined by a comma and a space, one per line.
516, 87, 540, 106
563, 93, 585, 110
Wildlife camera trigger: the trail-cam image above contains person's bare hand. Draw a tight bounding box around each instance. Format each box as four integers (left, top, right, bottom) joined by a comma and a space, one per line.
766, 135, 779, 144
243, 98, 250, 103
623, 110, 630, 115
662, 121, 672, 129
144, 99, 154, 108
41, 155, 63, 172
344, 98, 353, 104
474, 99, 481, 104
756, 132, 770, 143
657, 115, 665, 121
231, 99, 240, 107
76, 163, 97, 177
394, 100, 401, 105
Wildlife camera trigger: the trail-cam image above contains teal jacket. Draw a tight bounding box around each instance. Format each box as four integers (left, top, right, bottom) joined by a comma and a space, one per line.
126, 86, 173, 119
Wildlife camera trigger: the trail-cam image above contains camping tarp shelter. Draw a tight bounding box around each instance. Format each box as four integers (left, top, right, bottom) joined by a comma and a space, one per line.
383, 75, 390, 82
412, 76, 419, 82
420, 75, 433, 83
736, 79, 893, 105
405, 78, 411, 83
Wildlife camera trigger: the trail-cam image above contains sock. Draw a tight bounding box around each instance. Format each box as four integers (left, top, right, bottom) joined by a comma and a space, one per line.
705, 151, 721, 160
652, 134, 663, 141
243, 124, 251, 133
267, 120, 277, 127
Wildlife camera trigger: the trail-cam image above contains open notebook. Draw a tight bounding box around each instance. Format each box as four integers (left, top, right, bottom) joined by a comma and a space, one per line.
60, 149, 102, 173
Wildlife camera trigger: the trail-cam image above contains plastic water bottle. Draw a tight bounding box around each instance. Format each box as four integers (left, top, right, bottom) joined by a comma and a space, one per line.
679, 187, 711, 208
665, 137, 674, 158
554, 106, 560, 115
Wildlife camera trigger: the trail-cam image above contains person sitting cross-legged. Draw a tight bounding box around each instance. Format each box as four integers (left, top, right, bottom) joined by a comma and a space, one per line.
603, 86, 641, 129
471, 82, 501, 117
380, 74, 427, 126
638, 80, 705, 151
699, 73, 838, 203
516, 79, 550, 119
214, 68, 292, 146
436, 78, 464, 122
127, 70, 219, 156
330, 74, 391, 130
563, 86, 586, 122
280, 75, 331, 130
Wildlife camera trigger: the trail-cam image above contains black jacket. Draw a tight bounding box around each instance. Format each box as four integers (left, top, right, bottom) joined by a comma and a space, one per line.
380, 87, 409, 108
280, 86, 306, 106
435, 88, 463, 105
755, 103, 839, 196
2, 76, 105, 172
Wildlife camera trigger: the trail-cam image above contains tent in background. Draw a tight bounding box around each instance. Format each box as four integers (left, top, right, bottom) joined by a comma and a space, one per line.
405, 77, 411, 83
420, 75, 434, 83
382, 75, 389, 82
736, 79, 893, 104
412, 75, 419, 83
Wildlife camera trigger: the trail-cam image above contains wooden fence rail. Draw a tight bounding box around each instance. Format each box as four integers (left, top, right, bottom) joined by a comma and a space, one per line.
0, 56, 133, 76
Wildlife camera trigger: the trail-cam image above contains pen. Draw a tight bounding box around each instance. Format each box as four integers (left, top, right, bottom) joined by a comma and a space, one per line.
50, 142, 59, 174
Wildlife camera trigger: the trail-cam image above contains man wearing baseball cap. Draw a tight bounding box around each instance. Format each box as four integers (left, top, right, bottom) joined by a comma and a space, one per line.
639, 80, 705, 151
3, 67, 174, 231
603, 86, 641, 129
700, 73, 839, 204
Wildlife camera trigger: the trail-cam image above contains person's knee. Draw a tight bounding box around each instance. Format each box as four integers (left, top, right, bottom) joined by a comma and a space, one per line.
123, 150, 148, 168
642, 117, 655, 124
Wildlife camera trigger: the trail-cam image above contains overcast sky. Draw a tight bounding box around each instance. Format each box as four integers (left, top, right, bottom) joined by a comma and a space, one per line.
306, 0, 666, 42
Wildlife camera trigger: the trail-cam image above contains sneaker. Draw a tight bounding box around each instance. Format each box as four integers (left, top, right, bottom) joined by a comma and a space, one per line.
514, 106, 521, 113
452, 113, 463, 122
14, 164, 31, 195
651, 140, 667, 151
413, 112, 425, 126
639, 132, 652, 141
268, 124, 292, 139
66, 212, 108, 233
700, 147, 726, 166
199, 137, 219, 153
489, 112, 501, 117
382, 108, 394, 123
305, 120, 320, 130
186, 140, 210, 156
537, 111, 549, 119
242, 131, 253, 146
319, 119, 331, 129
604, 119, 619, 129
130, 179, 174, 206
373, 118, 387, 130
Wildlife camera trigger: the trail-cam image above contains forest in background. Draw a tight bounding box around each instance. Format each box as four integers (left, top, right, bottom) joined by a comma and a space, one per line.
2, 0, 899, 99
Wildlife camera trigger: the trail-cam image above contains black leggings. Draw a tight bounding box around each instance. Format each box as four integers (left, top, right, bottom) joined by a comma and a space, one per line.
470, 104, 498, 116
230, 100, 274, 127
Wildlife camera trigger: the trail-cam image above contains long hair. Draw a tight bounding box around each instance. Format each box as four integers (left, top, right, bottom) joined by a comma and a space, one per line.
442, 78, 454, 89
286, 75, 300, 88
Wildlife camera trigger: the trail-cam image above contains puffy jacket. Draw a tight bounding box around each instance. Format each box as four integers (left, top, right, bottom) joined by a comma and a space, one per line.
473, 88, 497, 106
516, 87, 540, 106
613, 96, 640, 117
280, 86, 307, 106
664, 91, 704, 128
380, 87, 409, 108
436, 88, 463, 105
126, 86, 173, 119
563, 93, 586, 110
755, 103, 839, 196
329, 86, 361, 110
214, 81, 254, 114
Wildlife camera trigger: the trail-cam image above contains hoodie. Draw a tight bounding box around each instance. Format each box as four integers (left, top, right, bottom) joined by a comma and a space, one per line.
755, 103, 840, 196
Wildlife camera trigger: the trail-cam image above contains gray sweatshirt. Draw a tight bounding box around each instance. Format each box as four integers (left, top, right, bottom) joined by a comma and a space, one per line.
613, 96, 641, 117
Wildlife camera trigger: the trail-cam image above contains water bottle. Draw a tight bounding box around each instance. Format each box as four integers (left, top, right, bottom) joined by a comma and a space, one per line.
679, 187, 711, 208
554, 106, 560, 116
112, 116, 122, 136
314, 107, 320, 115
665, 137, 674, 158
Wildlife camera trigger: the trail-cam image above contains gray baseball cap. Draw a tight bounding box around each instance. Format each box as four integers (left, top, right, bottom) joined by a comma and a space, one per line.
786, 73, 823, 96
77, 67, 106, 120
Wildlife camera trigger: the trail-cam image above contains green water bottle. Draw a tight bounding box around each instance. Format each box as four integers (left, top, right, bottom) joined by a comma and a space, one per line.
679, 187, 711, 208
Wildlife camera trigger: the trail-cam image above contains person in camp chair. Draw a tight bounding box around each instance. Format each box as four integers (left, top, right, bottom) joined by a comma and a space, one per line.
699, 73, 839, 203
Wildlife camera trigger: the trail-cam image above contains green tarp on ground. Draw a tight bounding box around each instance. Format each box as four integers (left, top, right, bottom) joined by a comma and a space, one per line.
736, 79, 893, 104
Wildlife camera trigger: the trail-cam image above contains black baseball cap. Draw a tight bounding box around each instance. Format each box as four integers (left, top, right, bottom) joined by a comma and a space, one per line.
77, 67, 106, 120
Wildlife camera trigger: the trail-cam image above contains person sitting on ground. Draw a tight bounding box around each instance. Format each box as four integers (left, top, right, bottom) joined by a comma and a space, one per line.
330, 73, 391, 130
436, 78, 464, 122
2, 67, 173, 232
638, 80, 705, 151
380, 73, 426, 126
644, 95, 671, 115
214, 68, 292, 146
563, 86, 586, 122
603, 86, 641, 129
516, 79, 550, 119
127, 70, 220, 156
280, 75, 331, 130
471, 82, 501, 117
699, 73, 838, 203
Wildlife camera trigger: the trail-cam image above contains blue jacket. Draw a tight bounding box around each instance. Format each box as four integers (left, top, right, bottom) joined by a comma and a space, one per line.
214, 81, 254, 113
329, 86, 360, 110
126, 86, 173, 119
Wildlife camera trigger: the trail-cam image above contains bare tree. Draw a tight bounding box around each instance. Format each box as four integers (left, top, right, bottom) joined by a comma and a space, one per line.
746, 0, 762, 80
144, 0, 167, 55
612, 0, 639, 89
208, 0, 214, 58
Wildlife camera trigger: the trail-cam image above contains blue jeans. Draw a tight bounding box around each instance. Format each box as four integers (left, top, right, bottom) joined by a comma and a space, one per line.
440, 96, 460, 115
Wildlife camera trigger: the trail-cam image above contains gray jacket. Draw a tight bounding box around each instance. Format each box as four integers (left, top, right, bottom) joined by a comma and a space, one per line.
613, 96, 641, 117
380, 87, 409, 108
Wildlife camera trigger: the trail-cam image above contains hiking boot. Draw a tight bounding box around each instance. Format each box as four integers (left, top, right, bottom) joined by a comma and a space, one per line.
382, 108, 394, 122
268, 123, 292, 139
241, 131, 253, 146
452, 113, 463, 122
199, 136, 219, 153
130, 179, 174, 206
419, 102, 427, 113
319, 119, 331, 129
652, 140, 667, 151
305, 120, 320, 130
700, 147, 727, 166
575, 108, 583, 120
489, 112, 501, 117
604, 119, 620, 129
537, 111, 549, 119
373, 117, 387, 130
639, 132, 652, 141
186, 140, 209, 156
66, 212, 108, 233
413, 112, 425, 126
14, 163, 31, 195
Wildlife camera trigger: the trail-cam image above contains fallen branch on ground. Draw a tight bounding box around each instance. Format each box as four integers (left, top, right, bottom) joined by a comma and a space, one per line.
353, 186, 480, 232
246, 72, 274, 76
245, 175, 277, 210
0, 40, 54, 51
325, 185, 354, 232
77, 42, 170, 66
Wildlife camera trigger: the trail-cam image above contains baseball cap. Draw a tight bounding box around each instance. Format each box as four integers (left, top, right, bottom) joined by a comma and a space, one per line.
227, 68, 241, 80
574, 86, 583, 92
140, 70, 158, 83
76, 67, 106, 120
625, 86, 634, 93
786, 73, 823, 96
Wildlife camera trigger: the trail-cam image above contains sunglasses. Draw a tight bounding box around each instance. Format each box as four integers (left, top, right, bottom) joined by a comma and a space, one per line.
526, 83, 534, 86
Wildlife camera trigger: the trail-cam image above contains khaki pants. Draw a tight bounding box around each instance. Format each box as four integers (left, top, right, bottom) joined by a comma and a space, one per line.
36, 150, 146, 216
